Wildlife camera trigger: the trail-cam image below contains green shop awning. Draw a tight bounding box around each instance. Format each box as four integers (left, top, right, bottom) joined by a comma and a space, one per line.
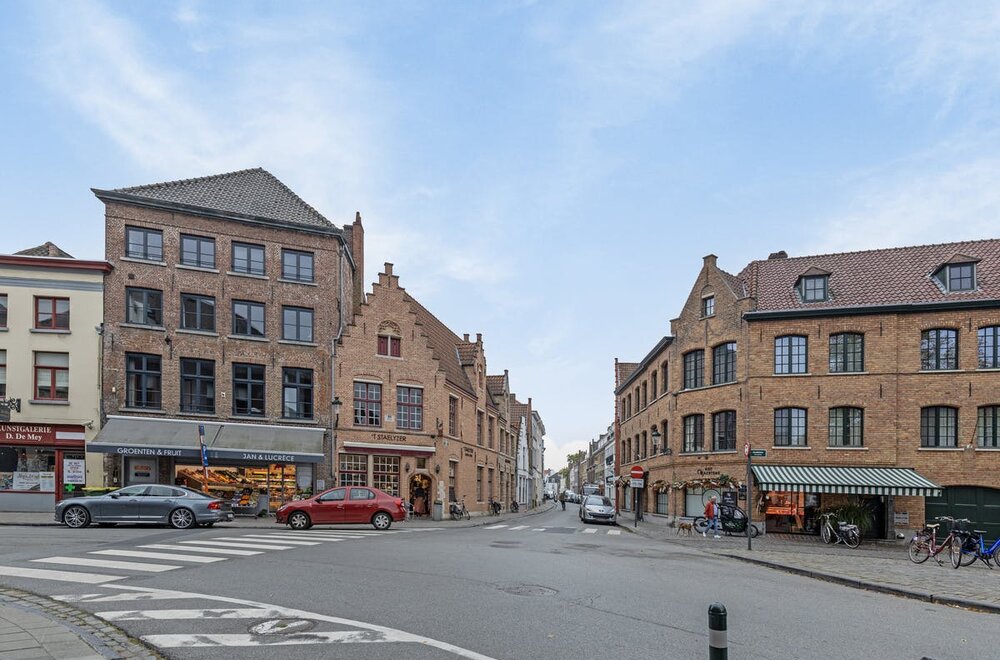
751, 465, 942, 497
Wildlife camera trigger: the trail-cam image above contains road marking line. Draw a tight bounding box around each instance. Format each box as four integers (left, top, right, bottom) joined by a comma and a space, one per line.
278, 533, 366, 539
97, 608, 285, 622
139, 544, 263, 556
143, 631, 421, 647
531, 528, 546, 532
90, 550, 225, 564
54, 592, 194, 603
252, 534, 346, 542
0, 566, 123, 584
33, 557, 180, 573
482, 525, 507, 529
608, 529, 622, 535
581, 528, 597, 534
227, 536, 321, 546
509, 525, 528, 530
178, 540, 294, 550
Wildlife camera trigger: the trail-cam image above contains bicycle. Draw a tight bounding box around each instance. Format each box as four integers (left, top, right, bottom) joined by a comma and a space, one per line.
487, 497, 502, 516
950, 527, 998, 569
449, 498, 470, 521
820, 512, 861, 548
907, 516, 966, 565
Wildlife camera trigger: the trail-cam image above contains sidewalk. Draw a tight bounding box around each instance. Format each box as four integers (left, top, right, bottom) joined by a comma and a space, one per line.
0, 502, 557, 530
623, 512, 1000, 614
0, 587, 160, 660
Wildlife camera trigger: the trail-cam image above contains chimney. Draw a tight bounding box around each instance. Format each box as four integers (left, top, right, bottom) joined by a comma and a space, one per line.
703, 254, 718, 267
476, 332, 482, 344
768, 250, 788, 260
463, 333, 470, 342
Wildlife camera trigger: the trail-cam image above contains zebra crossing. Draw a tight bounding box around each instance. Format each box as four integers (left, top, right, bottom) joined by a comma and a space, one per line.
0, 529, 427, 588
482, 524, 623, 536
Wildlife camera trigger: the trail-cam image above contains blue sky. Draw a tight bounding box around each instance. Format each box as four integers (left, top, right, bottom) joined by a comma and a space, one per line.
3, 2, 1000, 469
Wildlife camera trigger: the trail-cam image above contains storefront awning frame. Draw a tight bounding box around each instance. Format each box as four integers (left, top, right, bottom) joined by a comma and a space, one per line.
751, 464, 942, 497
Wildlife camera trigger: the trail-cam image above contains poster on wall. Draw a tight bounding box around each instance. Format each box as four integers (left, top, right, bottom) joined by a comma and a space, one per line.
12, 472, 40, 490
63, 459, 86, 485
0, 472, 12, 490
38, 472, 56, 491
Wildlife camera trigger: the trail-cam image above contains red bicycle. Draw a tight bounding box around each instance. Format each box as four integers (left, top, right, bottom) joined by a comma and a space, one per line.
908, 516, 968, 565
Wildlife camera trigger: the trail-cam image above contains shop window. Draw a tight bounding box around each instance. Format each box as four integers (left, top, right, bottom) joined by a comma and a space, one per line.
35, 297, 69, 331
775, 336, 807, 374
712, 411, 736, 451
977, 406, 1000, 449
125, 288, 162, 327
0, 447, 56, 492
125, 353, 161, 409
713, 342, 737, 384
0, 293, 8, 328
282, 306, 314, 343
125, 226, 163, 262
683, 414, 704, 453
0, 350, 6, 397
477, 411, 484, 446
181, 294, 215, 332
921, 329, 957, 370
232, 242, 265, 276
353, 381, 382, 427
34, 352, 69, 401
448, 396, 458, 436
339, 454, 368, 487
377, 335, 401, 357
702, 296, 715, 317
232, 363, 265, 416
282, 368, 313, 420
232, 300, 265, 337
829, 333, 864, 373
774, 407, 807, 446
180, 358, 215, 413
978, 326, 1000, 369
829, 407, 863, 447
281, 249, 314, 283
396, 386, 423, 430
921, 406, 957, 448
373, 456, 400, 496
180, 234, 216, 269
477, 466, 483, 501
683, 350, 704, 389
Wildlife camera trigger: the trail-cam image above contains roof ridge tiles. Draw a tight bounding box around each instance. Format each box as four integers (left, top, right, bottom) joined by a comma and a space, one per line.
749, 236, 1000, 266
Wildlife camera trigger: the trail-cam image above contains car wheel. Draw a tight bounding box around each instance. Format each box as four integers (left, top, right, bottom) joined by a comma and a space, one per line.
288, 511, 312, 530
372, 511, 392, 530
169, 508, 196, 530
63, 505, 90, 529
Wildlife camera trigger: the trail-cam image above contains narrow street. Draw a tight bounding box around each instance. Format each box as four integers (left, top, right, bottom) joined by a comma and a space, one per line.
1, 508, 997, 659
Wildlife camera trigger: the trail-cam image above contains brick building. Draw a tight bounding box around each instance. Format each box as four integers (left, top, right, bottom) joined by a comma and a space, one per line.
333, 263, 515, 516
90, 168, 361, 514
617, 240, 1000, 539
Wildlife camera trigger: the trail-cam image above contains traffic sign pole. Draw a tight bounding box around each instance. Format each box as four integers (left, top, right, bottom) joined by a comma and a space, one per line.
746, 445, 752, 551
198, 424, 209, 493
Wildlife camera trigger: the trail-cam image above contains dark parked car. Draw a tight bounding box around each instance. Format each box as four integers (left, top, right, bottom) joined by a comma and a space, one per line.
276, 486, 406, 530
55, 485, 234, 529
579, 495, 617, 524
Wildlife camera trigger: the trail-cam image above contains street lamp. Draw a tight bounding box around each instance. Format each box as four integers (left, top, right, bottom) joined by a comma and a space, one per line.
331, 397, 342, 486
650, 427, 661, 455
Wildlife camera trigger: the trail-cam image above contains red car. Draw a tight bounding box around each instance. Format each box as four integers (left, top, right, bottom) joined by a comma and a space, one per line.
275, 486, 406, 530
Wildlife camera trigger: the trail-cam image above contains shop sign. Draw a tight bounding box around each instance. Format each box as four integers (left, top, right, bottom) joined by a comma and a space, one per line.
697, 467, 720, 477
373, 433, 407, 443
239, 452, 296, 463
893, 512, 909, 526
115, 447, 184, 457
722, 491, 737, 507
63, 459, 86, 485
0, 424, 54, 443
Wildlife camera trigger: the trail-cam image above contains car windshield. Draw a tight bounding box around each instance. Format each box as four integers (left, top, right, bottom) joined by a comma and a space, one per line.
587, 497, 612, 507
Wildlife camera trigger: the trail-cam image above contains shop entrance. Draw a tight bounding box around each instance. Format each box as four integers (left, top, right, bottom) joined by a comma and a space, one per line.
408, 473, 432, 517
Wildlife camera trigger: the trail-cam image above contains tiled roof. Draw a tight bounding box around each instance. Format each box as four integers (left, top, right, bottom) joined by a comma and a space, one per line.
741, 238, 1000, 313
510, 397, 529, 426
456, 343, 478, 365
100, 168, 337, 232
486, 375, 506, 397
718, 269, 746, 298
403, 294, 476, 396
14, 242, 73, 258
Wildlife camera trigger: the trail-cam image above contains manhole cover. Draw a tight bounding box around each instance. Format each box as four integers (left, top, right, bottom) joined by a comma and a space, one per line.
497, 583, 558, 597
249, 619, 315, 635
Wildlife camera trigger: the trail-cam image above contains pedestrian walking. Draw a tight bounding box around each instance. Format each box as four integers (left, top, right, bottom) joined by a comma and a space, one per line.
559, 491, 566, 511
703, 495, 721, 538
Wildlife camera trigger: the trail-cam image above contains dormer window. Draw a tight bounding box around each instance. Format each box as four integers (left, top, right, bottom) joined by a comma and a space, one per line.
801, 275, 828, 302
933, 256, 979, 293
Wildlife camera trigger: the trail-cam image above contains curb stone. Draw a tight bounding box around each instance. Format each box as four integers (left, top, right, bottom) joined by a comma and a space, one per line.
0, 586, 166, 659
717, 552, 1000, 616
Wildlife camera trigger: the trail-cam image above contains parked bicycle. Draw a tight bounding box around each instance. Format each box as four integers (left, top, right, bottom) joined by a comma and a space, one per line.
487, 497, 502, 516
908, 516, 966, 565
820, 512, 861, 548
449, 498, 470, 521
950, 526, 998, 569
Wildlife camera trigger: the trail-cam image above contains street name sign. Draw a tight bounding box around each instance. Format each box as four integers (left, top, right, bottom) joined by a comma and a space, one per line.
630, 478, 645, 488
750, 449, 767, 457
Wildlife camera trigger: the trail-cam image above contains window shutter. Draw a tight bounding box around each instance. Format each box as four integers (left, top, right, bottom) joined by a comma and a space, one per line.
378, 335, 388, 355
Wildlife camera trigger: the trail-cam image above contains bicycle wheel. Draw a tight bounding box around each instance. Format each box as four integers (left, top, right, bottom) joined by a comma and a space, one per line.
907, 536, 931, 564
820, 523, 832, 544
950, 537, 965, 569
845, 529, 861, 549
693, 517, 708, 534
464, 509, 471, 520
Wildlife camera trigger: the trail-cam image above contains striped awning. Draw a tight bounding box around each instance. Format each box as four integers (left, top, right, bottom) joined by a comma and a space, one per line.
751, 465, 942, 497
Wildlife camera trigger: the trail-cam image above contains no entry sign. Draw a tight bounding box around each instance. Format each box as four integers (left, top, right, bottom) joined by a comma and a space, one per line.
630, 466, 645, 479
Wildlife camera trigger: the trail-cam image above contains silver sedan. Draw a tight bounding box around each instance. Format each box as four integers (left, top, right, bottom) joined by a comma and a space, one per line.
55, 485, 234, 530
579, 495, 617, 524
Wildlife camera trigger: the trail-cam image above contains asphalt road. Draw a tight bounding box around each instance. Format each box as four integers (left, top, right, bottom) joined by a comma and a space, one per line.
1, 507, 998, 659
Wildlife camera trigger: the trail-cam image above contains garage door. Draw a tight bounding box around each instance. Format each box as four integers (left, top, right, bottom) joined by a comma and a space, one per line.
925, 487, 1000, 541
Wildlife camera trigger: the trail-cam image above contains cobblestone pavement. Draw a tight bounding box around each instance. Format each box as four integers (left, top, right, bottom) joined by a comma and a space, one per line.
0, 588, 162, 659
